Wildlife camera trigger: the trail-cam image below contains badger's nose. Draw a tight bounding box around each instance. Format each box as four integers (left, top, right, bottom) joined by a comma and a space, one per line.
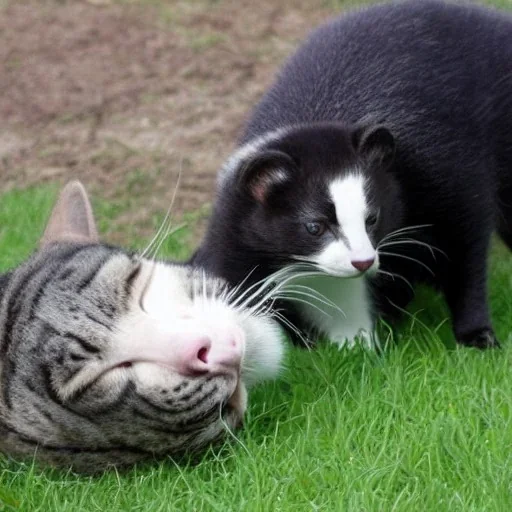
351, 258, 375, 272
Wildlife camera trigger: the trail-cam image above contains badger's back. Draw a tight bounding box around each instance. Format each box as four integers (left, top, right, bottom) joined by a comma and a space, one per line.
242, 0, 512, 175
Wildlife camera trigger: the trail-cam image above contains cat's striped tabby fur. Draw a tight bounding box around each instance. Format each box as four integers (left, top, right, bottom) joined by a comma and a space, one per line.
0, 182, 284, 473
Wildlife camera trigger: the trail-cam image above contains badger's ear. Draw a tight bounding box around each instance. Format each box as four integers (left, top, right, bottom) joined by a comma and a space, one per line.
237, 150, 295, 203
352, 125, 395, 170
40, 180, 99, 249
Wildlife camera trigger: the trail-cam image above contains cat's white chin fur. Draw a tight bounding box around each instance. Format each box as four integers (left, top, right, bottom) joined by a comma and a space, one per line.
238, 314, 285, 387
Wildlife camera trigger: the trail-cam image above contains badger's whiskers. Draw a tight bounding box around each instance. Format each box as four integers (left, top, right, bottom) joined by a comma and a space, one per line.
376, 269, 414, 293
378, 224, 432, 244
377, 250, 435, 276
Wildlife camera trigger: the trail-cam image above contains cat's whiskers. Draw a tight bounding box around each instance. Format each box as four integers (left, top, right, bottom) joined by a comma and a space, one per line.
226, 264, 347, 346
280, 284, 345, 315
226, 264, 302, 309
272, 293, 332, 317
271, 310, 309, 345
139, 200, 173, 262
188, 262, 345, 353
202, 269, 208, 305
192, 271, 200, 305
232, 262, 323, 308
236, 268, 327, 314
149, 171, 184, 261
270, 264, 345, 314
140, 161, 183, 261
224, 266, 260, 304
139, 259, 157, 309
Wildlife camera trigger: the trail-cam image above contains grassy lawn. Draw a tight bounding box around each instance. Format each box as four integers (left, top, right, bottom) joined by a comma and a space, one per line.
1, 182, 512, 511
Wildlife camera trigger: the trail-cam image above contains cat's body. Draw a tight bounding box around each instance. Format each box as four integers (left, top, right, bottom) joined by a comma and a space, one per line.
0, 182, 284, 473
193, 0, 512, 348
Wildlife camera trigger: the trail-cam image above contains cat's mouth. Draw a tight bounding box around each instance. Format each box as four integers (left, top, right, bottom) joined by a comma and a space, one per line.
111, 361, 246, 424
112, 359, 241, 381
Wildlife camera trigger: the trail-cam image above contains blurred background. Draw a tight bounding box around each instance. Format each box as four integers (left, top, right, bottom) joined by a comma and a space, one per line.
0, 0, 376, 250
0, 0, 508, 249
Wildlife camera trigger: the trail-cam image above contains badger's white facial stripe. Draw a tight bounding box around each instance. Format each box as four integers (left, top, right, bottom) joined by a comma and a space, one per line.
309, 173, 378, 277
330, 174, 375, 259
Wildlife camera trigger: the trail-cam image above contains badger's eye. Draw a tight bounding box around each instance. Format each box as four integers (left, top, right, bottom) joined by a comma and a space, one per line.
365, 212, 379, 229
305, 221, 326, 236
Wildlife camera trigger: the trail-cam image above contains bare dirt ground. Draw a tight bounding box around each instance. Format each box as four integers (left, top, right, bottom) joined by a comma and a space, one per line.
0, 0, 341, 245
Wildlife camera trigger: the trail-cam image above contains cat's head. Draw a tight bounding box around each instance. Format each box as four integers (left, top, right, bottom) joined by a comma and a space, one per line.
0, 182, 284, 473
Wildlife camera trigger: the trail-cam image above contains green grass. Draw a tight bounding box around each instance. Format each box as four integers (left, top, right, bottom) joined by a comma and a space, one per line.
1, 182, 512, 511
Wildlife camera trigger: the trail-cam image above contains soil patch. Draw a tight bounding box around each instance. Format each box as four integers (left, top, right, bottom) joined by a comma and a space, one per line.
0, 0, 335, 244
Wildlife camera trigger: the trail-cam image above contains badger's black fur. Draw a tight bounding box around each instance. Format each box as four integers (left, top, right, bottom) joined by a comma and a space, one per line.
193, 0, 512, 348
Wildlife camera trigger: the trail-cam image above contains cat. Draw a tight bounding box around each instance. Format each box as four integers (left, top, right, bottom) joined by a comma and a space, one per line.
0, 181, 285, 473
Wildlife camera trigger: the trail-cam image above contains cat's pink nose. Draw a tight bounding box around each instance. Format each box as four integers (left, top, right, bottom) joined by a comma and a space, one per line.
175, 335, 212, 375
176, 334, 242, 377
351, 258, 375, 272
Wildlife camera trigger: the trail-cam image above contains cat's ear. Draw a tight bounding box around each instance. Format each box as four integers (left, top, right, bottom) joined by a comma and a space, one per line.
237, 150, 295, 203
352, 125, 395, 170
40, 180, 99, 248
